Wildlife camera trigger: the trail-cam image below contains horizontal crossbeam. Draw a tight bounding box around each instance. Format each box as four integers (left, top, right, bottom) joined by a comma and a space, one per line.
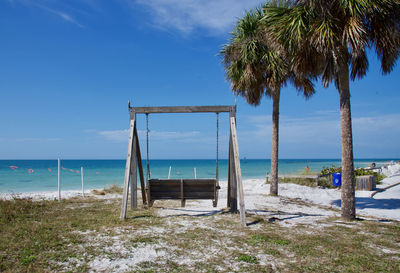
132, 105, 234, 114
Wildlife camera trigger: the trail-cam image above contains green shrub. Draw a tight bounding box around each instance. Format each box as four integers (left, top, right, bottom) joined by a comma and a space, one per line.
237, 254, 258, 264
320, 165, 386, 184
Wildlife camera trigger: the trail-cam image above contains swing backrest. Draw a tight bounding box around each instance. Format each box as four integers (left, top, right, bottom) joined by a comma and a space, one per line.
148, 178, 217, 200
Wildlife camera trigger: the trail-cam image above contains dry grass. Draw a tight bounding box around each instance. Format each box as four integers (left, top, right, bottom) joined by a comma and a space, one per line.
279, 176, 334, 188
0, 193, 399, 272
92, 184, 123, 195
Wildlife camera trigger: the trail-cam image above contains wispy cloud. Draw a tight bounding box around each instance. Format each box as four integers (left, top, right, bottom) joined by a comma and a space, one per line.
97, 129, 129, 142
244, 114, 340, 146
97, 129, 201, 142
243, 112, 400, 147
8, 0, 84, 28
8, 0, 264, 34
128, 0, 264, 35
39, 5, 84, 28
0, 137, 62, 142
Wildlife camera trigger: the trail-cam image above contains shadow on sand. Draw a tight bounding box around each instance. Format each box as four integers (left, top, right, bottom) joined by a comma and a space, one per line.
246, 209, 324, 225
156, 207, 227, 218
152, 206, 325, 227
332, 197, 400, 210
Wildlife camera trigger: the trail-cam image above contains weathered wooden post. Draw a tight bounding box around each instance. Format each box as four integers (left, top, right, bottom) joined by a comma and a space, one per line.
120, 104, 136, 219
131, 113, 138, 210
230, 115, 246, 227
228, 108, 237, 212
356, 175, 376, 191
81, 166, 84, 197
58, 158, 61, 201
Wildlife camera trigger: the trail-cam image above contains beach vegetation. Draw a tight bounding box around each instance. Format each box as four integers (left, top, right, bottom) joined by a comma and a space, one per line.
221, 8, 315, 197
237, 254, 258, 263
320, 165, 386, 183
104, 184, 123, 194
262, 0, 400, 220
92, 184, 123, 195
0, 195, 399, 272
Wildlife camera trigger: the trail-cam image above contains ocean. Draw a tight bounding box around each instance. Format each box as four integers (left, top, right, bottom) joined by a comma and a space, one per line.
0, 159, 393, 193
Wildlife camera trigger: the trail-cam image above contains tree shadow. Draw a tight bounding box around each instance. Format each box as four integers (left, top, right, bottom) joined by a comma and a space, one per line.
128, 214, 154, 220
157, 207, 228, 218
137, 207, 326, 227
331, 197, 400, 210
246, 209, 325, 225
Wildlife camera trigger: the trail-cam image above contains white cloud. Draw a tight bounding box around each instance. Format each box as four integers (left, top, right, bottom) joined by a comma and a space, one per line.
0, 137, 62, 142
97, 129, 201, 142
8, 0, 84, 28
51, 9, 84, 28
130, 0, 264, 34
34, 3, 84, 28
352, 114, 400, 146
242, 112, 400, 148
98, 129, 129, 142
139, 130, 200, 140
244, 114, 340, 145
8, 0, 264, 34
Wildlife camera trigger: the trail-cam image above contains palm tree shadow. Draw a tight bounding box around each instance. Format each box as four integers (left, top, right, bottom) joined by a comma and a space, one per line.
144, 207, 325, 227
246, 209, 324, 226
128, 214, 154, 220
331, 197, 400, 210
157, 207, 228, 218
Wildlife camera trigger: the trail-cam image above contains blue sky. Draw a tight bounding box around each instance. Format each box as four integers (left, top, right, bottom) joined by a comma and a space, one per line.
1, 0, 399, 160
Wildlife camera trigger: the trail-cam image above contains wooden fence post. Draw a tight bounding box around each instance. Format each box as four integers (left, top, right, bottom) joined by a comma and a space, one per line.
81, 167, 84, 197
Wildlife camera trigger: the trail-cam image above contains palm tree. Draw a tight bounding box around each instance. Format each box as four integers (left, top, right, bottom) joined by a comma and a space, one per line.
263, 0, 400, 220
221, 8, 314, 196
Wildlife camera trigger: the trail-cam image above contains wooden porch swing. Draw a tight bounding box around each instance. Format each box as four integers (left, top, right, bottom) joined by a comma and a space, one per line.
120, 103, 246, 226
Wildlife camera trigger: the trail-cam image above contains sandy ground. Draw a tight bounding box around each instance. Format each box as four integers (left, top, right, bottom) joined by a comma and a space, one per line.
2, 171, 399, 225
154, 173, 400, 226
2, 170, 399, 272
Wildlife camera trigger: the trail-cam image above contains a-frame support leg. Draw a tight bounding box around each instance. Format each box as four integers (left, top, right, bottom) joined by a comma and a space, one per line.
228, 109, 237, 212
228, 132, 237, 212
227, 131, 232, 208
135, 126, 147, 205
229, 116, 246, 227
130, 119, 138, 210
120, 110, 136, 219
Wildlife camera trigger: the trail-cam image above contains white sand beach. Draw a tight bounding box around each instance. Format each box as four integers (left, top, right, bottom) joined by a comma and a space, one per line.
155, 173, 400, 225
2, 167, 399, 272
2, 165, 399, 225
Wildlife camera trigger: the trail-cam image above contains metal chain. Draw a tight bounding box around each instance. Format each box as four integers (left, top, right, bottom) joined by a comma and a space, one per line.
216, 113, 219, 181
146, 113, 150, 180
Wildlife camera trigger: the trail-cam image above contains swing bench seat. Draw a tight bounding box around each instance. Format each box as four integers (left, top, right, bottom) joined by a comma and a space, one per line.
147, 178, 220, 207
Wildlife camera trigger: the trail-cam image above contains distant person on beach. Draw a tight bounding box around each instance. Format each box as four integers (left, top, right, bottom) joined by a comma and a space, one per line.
305, 165, 310, 173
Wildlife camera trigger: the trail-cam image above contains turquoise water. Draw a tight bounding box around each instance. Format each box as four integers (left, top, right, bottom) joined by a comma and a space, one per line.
0, 159, 394, 193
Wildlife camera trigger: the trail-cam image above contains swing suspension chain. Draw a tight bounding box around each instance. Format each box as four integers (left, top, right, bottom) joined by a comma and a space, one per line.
216, 113, 219, 181
146, 113, 150, 181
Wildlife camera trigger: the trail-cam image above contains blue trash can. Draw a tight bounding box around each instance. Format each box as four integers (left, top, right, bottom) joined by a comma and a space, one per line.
332, 172, 342, 187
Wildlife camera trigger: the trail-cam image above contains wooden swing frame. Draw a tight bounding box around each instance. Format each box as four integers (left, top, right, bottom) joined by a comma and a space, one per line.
120, 102, 246, 226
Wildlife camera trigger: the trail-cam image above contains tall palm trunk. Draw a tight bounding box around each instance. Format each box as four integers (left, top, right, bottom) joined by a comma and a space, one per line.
270, 91, 280, 196
338, 64, 356, 220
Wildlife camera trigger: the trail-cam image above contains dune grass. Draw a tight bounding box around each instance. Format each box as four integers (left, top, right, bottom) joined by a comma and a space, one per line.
278, 176, 334, 188
92, 184, 123, 195
0, 194, 399, 272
